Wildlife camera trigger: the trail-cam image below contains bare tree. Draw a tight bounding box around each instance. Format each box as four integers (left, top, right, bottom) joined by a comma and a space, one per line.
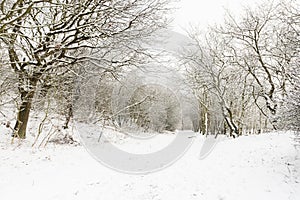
183, 30, 246, 137
218, 2, 283, 116
0, 0, 171, 138
183, 0, 299, 136
273, 0, 300, 130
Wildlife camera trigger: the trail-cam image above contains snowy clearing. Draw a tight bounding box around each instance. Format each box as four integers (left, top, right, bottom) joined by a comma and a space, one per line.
0, 129, 299, 200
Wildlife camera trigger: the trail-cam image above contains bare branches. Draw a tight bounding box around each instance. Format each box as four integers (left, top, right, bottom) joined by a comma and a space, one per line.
0, 0, 172, 138
182, 0, 300, 135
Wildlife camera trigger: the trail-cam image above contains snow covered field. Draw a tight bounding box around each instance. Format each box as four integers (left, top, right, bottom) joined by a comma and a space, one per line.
0, 128, 299, 200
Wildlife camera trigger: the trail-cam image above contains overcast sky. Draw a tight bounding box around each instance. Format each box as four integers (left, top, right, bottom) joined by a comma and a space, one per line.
171, 0, 262, 33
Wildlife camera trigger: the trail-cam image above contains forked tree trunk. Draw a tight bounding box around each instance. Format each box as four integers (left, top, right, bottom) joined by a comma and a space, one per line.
13, 78, 38, 139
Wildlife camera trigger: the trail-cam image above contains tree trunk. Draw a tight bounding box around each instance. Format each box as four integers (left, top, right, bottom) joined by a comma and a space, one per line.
223, 107, 239, 138
13, 78, 38, 139
199, 91, 209, 135
63, 103, 73, 129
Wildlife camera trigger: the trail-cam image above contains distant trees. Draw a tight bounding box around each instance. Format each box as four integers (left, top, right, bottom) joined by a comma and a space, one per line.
183, 0, 299, 136
127, 84, 181, 132
0, 0, 171, 138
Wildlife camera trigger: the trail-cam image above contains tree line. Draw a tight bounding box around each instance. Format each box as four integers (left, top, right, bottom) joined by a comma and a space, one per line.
0, 0, 299, 140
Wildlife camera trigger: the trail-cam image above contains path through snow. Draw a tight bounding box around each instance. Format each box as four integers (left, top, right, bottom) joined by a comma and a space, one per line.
0, 130, 299, 200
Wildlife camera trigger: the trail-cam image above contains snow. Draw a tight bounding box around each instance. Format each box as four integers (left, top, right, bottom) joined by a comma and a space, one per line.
0, 125, 299, 200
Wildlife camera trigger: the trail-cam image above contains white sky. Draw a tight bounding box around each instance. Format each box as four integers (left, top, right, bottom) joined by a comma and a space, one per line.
171, 0, 262, 34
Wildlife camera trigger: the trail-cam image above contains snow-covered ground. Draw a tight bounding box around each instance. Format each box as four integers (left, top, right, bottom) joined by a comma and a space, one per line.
0, 126, 299, 200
